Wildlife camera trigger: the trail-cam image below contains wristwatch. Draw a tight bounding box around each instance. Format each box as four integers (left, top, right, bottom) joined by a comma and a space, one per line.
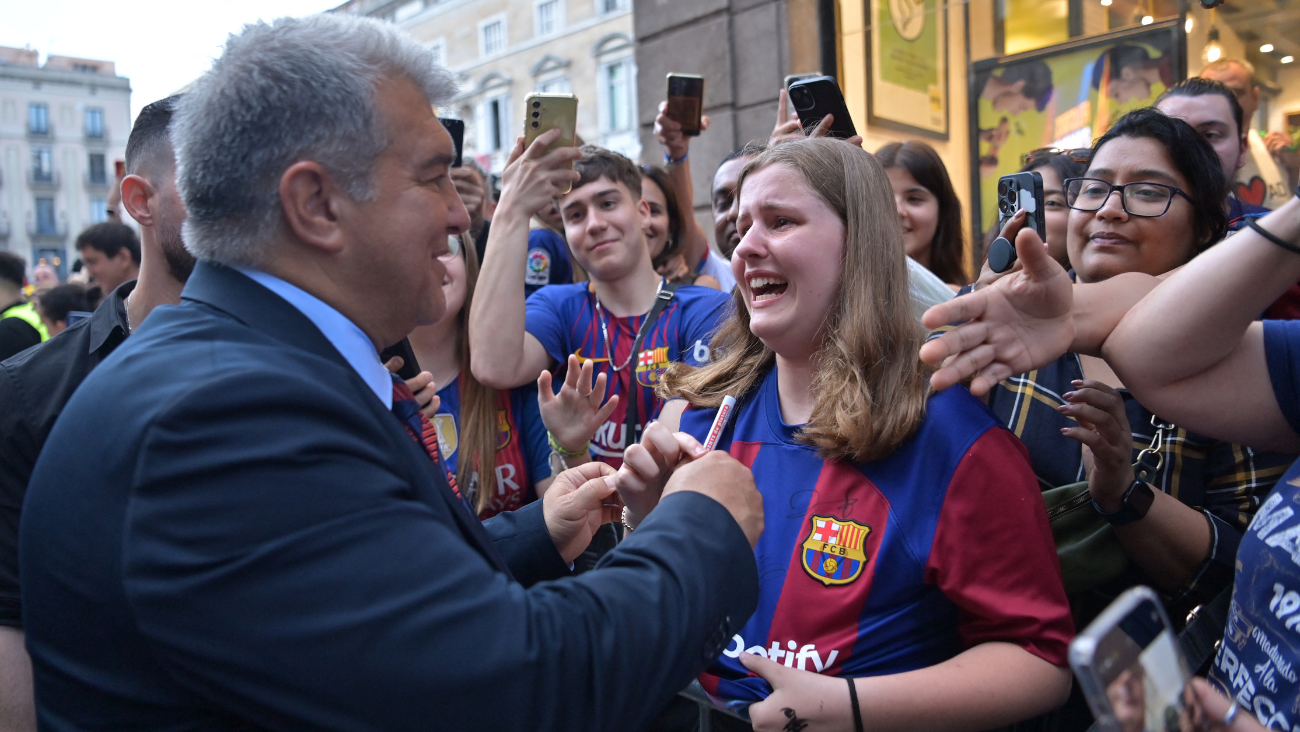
1093, 479, 1155, 526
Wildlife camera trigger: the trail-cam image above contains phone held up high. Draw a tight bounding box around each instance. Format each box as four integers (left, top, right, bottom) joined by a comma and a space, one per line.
987, 171, 1047, 273
523, 93, 579, 194
786, 75, 857, 140
665, 73, 704, 136
439, 118, 465, 168
1070, 586, 1191, 732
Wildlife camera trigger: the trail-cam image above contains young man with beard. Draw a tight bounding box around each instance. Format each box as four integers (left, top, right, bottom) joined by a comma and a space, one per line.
0, 95, 190, 732
470, 142, 732, 467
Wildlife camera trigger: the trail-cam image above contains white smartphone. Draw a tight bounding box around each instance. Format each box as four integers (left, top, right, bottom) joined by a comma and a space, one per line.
1070, 586, 1191, 732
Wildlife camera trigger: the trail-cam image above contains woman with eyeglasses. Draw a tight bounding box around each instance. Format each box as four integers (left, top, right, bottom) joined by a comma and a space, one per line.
397, 233, 598, 519
981, 109, 1292, 680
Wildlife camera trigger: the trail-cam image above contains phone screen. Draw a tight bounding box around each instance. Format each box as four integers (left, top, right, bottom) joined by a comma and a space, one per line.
1095, 599, 1188, 732
666, 75, 704, 136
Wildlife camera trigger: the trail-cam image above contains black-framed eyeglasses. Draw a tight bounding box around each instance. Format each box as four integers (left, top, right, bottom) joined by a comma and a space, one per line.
1023, 147, 1093, 167
1063, 177, 1194, 218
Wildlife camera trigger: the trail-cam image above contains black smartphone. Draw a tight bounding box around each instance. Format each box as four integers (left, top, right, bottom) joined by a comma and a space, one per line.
786, 76, 856, 139
439, 118, 464, 168
665, 73, 704, 136
987, 171, 1047, 273
380, 338, 421, 381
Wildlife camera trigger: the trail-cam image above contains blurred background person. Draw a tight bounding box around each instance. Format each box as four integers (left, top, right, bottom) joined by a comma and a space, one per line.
640, 165, 719, 288
1200, 58, 1299, 206
0, 253, 45, 361
877, 140, 969, 287
34, 285, 90, 338
74, 222, 139, 296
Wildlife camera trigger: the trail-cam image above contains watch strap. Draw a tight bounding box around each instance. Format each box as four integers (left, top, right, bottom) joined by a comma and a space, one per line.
1094, 479, 1155, 526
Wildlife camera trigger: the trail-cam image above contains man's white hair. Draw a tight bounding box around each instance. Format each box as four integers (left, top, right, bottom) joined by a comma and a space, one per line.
172, 14, 456, 267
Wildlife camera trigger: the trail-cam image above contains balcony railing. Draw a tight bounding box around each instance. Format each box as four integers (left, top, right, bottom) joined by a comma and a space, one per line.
85, 171, 109, 188
0, 217, 10, 240
85, 125, 106, 142
27, 221, 67, 242
27, 122, 52, 139
28, 170, 60, 190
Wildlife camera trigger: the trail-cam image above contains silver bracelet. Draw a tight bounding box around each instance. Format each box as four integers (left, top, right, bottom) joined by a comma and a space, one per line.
621, 506, 638, 532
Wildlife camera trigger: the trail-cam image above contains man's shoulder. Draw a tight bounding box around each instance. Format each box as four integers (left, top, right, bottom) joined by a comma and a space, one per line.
0, 317, 98, 417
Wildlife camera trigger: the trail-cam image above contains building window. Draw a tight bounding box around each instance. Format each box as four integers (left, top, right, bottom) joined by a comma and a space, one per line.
480, 16, 506, 58
35, 198, 57, 235
32, 148, 53, 182
601, 59, 634, 132
427, 38, 447, 68
89, 197, 108, 224
536, 0, 563, 37
393, 0, 423, 22
538, 76, 571, 94
478, 94, 510, 153
600, 0, 627, 14
28, 103, 49, 135
88, 153, 107, 185
85, 108, 104, 139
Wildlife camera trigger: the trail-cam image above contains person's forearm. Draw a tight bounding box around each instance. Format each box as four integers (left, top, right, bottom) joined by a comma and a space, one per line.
1107, 198, 1300, 388
853, 643, 1071, 732
469, 206, 532, 389
1069, 272, 1160, 356
666, 159, 709, 268
1111, 491, 1212, 594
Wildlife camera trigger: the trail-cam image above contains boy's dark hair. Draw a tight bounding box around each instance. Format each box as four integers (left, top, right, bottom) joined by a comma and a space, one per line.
126, 95, 181, 176
36, 284, 90, 324
1157, 77, 1245, 138
76, 222, 141, 265
574, 146, 642, 199
874, 139, 968, 285
717, 141, 768, 174
1092, 108, 1229, 252
0, 251, 26, 290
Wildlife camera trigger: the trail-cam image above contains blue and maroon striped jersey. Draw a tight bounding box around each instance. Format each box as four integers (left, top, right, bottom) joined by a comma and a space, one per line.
680, 369, 1073, 702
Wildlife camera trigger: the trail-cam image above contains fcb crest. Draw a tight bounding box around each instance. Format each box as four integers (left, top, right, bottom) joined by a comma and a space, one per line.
635, 346, 671, 387
801, 515, 871, 586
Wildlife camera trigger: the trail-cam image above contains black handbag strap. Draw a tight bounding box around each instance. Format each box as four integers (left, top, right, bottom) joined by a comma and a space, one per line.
623, 282, 679, 449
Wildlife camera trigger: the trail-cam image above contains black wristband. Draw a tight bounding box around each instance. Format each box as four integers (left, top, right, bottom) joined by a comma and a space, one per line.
1094, 480, 1155, 526
1247, 218, 1300, 256
848, 677, 864, 732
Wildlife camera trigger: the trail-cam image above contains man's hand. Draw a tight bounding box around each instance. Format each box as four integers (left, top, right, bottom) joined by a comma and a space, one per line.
740, 653, 849, 732
920, 211, 1074, 395
662, 450, 763, 548
654, 100, 709, 162
450, 167, 486, 233
538, 356, 619, 455
497, 129, 582, 222
542, 462, 621, 563
1264, 131, 1300, 183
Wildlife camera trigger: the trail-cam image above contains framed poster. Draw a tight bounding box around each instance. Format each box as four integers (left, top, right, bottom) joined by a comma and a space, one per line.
966, 20, 1186, 258
868, 0, 947, 138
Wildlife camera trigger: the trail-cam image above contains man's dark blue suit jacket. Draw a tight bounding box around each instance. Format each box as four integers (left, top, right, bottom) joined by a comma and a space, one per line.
20, 262, 758, 731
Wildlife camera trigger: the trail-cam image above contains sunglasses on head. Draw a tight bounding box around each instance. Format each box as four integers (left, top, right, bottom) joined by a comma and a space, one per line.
1021, 147, 1093, 167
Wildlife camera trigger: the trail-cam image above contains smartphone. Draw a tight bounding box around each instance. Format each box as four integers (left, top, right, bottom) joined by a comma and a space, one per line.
786, 76, 856, 139
1071, 586, 1191, 732
523, 93, 578, 193
987, 171, 1047, 273
114, 160, 125, 179
439, 118, 464, 168
665, 74, 704, 136
379, 337, 422, 381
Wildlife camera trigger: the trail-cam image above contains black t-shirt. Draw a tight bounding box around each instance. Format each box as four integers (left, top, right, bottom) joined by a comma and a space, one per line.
0, 302, 42, 363
0, 281, 133, 627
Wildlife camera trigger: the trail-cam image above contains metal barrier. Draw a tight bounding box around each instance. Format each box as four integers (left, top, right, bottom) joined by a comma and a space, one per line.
679, 681, 751, 732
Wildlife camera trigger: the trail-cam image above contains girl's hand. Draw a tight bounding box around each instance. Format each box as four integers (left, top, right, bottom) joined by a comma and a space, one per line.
538, 355, 619, 454
384, 356, 440, 419
613, 422, 705, 527
1058, 379, 1135, 512
741, 653, 851, 732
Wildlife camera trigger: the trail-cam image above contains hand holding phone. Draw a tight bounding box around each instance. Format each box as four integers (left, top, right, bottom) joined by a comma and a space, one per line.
665, 74, 704, 137
786, 76, 857, 139
988, 171, 1047, 273
523, 93, 579, 194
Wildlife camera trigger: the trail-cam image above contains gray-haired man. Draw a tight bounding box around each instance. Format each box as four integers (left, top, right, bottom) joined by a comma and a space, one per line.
19, 14, 762, 731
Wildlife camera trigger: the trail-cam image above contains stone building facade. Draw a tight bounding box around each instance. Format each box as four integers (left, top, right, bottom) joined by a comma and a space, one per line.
0, 47, 131, 279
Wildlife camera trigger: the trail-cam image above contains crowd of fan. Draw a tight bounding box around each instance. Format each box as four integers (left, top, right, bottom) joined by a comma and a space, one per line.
2, 12, 1300, 732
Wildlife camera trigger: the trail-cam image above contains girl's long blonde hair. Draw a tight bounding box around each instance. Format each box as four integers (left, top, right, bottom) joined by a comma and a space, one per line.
659, 138, 932, 462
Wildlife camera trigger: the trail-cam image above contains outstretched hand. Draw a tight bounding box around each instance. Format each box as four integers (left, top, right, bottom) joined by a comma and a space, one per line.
919, 210, 1075, 395
770, 88, 863, 148
542, 461, 622, 563
538, 355, 619, 455
741, 653, 850, 732
655, 100, 710, 162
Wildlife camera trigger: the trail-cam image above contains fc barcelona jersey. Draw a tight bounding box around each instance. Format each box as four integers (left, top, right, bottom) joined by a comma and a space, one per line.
680, 370, 1073, 702
525, 282, 730, 467
433, 377, 550, 520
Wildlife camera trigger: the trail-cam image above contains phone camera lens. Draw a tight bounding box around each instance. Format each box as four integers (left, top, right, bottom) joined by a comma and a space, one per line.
532, 111, 541, 119
790, 87, 814, 109
531, 121, 540, 129
532, 101, 541, 109
998, 180, 1011, 196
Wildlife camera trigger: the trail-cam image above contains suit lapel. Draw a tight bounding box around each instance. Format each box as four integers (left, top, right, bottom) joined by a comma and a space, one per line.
180, 262, 513, 576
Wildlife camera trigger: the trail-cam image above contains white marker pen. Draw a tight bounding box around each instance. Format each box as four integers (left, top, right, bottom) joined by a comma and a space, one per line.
702, 395, 737, 452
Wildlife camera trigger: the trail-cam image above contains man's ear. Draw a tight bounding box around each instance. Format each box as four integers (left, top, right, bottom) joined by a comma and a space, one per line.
279, 161, 349, 254
1237, 133, 1249, 173
120, 174, 156, 226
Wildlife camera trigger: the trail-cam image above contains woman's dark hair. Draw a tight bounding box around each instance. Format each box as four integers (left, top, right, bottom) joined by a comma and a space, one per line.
1090, 108, 1229, 253
1021, 152, 1086, 188
874, 140, 967, 285
36, 284, 89, 324
639, 165, 685, 270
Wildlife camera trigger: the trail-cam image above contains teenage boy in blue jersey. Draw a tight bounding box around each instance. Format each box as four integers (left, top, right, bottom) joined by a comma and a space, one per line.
470, 134, 731, 469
